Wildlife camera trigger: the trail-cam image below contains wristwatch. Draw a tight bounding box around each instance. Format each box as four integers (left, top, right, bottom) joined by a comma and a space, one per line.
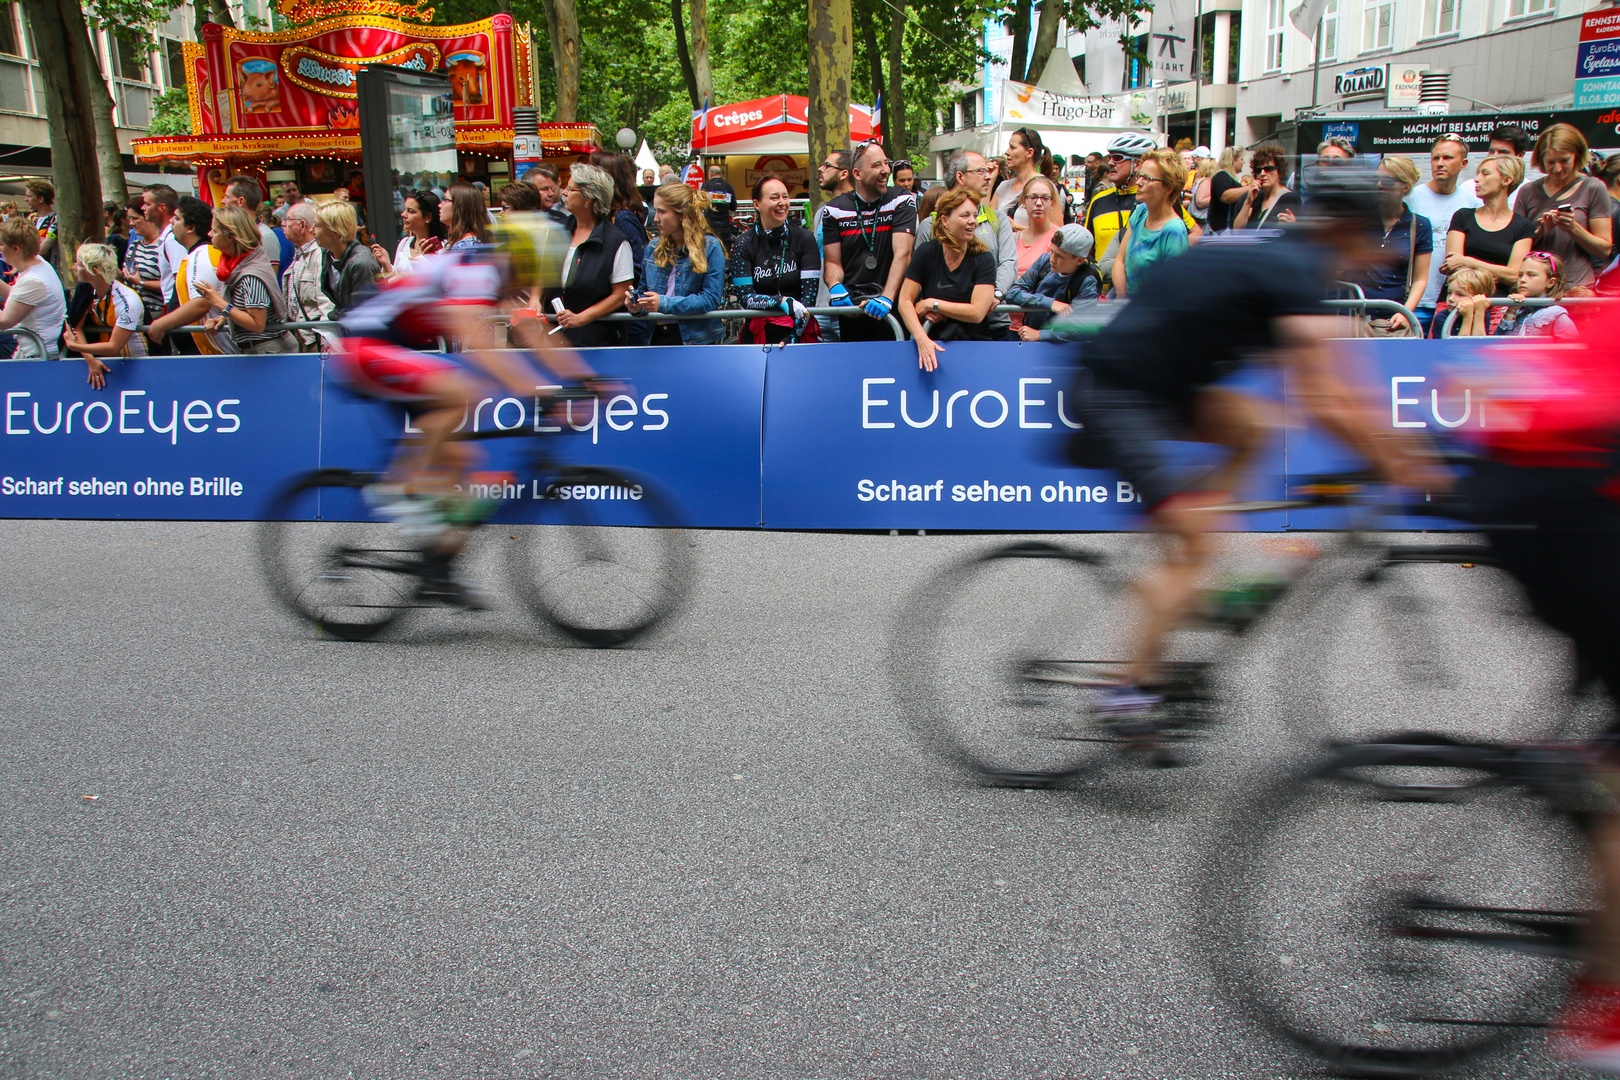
931, 299, 940, 314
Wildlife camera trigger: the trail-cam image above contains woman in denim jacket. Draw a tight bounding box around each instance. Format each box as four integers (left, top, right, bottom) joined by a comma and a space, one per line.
628, 183, 726, 345
1007, 223, 1102, 341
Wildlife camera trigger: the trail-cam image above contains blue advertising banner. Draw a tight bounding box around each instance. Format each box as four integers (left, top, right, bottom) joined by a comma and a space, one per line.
1, 339, 1489, 530
761, 342, 1290, 531
1, 348, 768, 527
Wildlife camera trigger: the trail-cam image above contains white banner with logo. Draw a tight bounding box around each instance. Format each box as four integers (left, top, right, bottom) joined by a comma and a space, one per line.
999, 79, 1155, 130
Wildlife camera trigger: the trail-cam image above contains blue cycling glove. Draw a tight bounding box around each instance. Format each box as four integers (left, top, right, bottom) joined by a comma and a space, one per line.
828, 283, 854, 307
862, 295, 893, 320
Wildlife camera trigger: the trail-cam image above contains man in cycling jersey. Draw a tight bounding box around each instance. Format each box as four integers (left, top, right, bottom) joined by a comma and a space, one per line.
1084, 131, 1202, 291
337, 214, 604, 603
1071, 165, 1442, 737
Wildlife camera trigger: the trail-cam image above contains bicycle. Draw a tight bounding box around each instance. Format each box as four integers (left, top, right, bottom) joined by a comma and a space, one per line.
888, 467, 1597, 788
257, 388, 693, 646
1197, 731, 1601, 1078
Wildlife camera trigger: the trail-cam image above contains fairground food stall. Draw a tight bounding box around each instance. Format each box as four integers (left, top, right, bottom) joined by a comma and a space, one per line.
131, 0, 597, 211
689, 95, 877, 198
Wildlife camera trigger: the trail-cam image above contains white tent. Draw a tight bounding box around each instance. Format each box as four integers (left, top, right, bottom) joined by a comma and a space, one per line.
634, 139, 660, 174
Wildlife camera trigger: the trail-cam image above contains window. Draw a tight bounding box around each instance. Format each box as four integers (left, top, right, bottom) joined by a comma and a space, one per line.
1321, 0, 1340, 58
1126, 32, 1150, 87
961, 92, 975, 129
0, 5, 21, 58
114, 36, 149, 82
1507, 0, 1550, 16
1425, 0, 1458, 35
1265, 0, 1285, 71
164, 38, 185, 90
1363, 0, 1395, 49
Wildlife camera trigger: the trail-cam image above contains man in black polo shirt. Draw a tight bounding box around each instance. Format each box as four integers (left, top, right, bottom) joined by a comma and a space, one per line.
821, 140, 917, 343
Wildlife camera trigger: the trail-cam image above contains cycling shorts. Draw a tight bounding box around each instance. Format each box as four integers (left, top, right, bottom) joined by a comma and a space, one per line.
338, 337, 458, 402
1070, 375, 1201, 510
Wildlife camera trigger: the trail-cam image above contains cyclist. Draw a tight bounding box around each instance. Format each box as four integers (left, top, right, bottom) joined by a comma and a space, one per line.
1446, 302, 1620, 1068
1084, 131, 1201, 290
336, 212, 608, 605
1068, 164, 1443, 749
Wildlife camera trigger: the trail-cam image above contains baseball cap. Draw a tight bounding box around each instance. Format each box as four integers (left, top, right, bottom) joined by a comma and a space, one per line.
1051, 223, 1095, 259
1193, 145, 1212, 158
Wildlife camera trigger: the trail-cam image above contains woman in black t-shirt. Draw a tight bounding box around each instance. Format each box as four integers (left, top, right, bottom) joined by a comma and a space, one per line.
899, 188, 998, 371
1440, 153, 1535, 297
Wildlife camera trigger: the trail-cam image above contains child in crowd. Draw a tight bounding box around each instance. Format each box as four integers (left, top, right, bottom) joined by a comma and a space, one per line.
1446, 267, 1502, 336
1011, 223, 1104, 342
1494, 251, 1579, 340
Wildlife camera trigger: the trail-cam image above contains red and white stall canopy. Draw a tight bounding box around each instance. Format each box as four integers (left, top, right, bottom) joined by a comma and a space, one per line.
690, 96, 875, 156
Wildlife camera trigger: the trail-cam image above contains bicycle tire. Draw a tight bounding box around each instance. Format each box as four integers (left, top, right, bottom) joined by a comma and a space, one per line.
1285, 539, 1596, 744
890, 541, 1150, 785
1198, 737, 1590, 1077
507, 465, 692, 647
258, 469, 421, 641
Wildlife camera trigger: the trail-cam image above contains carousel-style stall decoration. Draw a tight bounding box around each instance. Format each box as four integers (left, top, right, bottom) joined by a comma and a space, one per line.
133, 0, 596, 203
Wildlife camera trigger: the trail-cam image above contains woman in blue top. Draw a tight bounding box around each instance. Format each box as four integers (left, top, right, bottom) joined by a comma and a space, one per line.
627, 183, 726, 345
1112, 149, 1190, 298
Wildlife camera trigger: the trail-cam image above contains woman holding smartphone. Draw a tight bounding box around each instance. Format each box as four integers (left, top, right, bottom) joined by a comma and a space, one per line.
1513, 123, 1614, 292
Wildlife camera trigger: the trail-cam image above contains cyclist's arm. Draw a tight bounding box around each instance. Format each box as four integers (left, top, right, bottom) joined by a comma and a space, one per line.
1278, 314, 1442, 490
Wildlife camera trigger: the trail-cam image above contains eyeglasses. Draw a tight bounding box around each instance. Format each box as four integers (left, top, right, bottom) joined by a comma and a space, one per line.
819, 161, 842, 170
1132, 173, 1164, 185
1023, 193, 1054, 202
1255, 164, 1280, 173
1375, 176, 1404, 189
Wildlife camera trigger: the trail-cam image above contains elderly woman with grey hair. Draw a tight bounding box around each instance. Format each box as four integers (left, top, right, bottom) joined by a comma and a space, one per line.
551, 162, 634, 346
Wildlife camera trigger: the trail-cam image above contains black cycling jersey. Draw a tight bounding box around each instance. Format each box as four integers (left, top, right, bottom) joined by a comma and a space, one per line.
1081, 231, 1328, 405
728, 221, 821, 309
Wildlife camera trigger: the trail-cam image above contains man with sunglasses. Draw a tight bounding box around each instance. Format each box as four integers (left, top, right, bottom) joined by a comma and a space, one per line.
1084, 132, 1200, 292
812, 151, 854, 341
821, 140, 916, 342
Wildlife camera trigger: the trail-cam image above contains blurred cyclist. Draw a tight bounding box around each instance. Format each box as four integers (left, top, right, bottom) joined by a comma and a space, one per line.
1449, 303, 1620, 1069
1069, 163, 1443, 741
336, 212, 608, 604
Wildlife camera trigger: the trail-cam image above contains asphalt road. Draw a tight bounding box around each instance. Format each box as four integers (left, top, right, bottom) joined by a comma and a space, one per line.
0, 521, 1598, 1079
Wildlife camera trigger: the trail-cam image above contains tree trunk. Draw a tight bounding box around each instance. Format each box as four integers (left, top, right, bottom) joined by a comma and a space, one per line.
207, 0, 234, 28
19, 0, 99, 281
68, 5, 126, 205
806, 0, 851, 213
885, 2, 904, 157
689, 0, 712, 104
1025, 0, 1063, 86
538, 0, 578, 122
671, 0, 700, 109
859, 5, 882, 106
1007, 0, 1030, 83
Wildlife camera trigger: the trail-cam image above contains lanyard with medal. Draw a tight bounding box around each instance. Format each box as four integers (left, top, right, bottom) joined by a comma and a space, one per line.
854, 194, 880, 271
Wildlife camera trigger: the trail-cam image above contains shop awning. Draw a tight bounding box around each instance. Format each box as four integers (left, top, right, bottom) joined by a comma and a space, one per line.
133, 124, 599, 169
690, 96, 874, 156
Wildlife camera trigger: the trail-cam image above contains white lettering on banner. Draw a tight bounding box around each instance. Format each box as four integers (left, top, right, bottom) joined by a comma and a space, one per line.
1118, 482, 1139, 503
857, 479, 946, 502
5, 391, 242, 439
1389, 376, 1483, 429
437, 389, 673, 439
1, 475, 245, 497
950, 482, 1036, 503
712, 108, 765, 128
862, 378, 1087, 431
1040, 482, 1110, 503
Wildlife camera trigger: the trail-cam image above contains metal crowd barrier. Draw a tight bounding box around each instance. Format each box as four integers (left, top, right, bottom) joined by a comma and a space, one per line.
1321, 297, 1422, 337
0, 327, 63, 360
1438, 295, 1616, 338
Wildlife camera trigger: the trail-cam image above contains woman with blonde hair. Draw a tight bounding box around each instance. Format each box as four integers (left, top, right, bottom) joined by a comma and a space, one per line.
627, 181, 725, 345
189, 204, 295, 353
1513, 123, 1613, 291
1188, 157, 1218, 231
1350, 153, 1431, 335
899, 187, 999, 371
1441, 152, 1534, 296
62, 242, 148, 386
0, 215, 63, 359
1206, 146, 1251, 233
1113, 147, 1190, 298
315, 200, 379, 317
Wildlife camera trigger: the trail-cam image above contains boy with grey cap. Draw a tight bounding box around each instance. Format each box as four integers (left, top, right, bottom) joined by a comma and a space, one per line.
1008, 223, 1103, 341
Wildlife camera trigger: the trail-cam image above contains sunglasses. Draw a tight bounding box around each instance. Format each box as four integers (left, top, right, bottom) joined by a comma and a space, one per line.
1256, 164, 1280, 173
1107, 153, 1139, 164
1375, 175, 1404, 189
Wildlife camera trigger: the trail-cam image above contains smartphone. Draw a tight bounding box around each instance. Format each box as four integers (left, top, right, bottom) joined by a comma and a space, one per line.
1557, 203, 1574, 214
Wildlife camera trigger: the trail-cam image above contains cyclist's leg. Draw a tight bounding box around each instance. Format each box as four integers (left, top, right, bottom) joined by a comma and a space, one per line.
338, 337, 483, 490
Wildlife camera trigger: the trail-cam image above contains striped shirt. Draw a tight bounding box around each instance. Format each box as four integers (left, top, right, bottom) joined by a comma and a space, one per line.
123, 237, 165, 322
226, 274, 281, 349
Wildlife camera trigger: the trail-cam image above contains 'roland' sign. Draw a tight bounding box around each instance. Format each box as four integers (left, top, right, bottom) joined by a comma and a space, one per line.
1336, 66, 1385, 97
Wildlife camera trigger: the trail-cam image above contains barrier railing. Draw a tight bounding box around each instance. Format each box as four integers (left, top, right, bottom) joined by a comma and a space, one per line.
1321, 297, 1421, 336
1438, 295, 1617, 338
0, 327, 55, 360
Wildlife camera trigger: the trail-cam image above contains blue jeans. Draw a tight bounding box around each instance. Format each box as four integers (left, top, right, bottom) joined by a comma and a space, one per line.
1415, 307, 1437, 337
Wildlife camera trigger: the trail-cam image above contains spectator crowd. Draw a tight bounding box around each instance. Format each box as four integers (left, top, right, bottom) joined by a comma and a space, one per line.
10, 118, 1620, 385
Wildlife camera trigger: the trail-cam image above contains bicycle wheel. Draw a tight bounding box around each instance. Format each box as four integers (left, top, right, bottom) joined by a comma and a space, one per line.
258, 469, 423, 641
1200, 737, 1591, 1077
1287, 540, 1597, 744
890, 541, 1150, 785
508, 466, 692, 647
